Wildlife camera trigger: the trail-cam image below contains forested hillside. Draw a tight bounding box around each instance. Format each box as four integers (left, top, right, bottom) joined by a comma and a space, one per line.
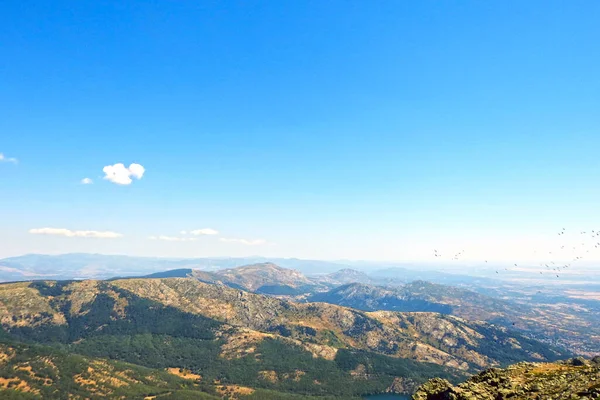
0, 278, 568, 398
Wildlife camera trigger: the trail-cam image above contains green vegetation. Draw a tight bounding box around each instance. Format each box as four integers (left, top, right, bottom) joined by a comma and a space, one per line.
68, 333, 463, 397
0, 328, 460, 399
0, 335, 219, 399
11, 282, 221, 344
0, 281, 467, 398
0, 278, 570, 398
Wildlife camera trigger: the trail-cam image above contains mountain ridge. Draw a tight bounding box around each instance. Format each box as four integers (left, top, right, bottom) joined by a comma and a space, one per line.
307, 281, 600, 356
0, 278, 567, 370
0, 276, 575, 398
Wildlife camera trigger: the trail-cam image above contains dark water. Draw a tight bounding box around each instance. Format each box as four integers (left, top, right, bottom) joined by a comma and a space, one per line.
363, 395, 411, 400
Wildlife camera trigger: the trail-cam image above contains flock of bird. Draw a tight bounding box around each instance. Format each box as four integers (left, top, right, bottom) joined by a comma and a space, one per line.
433, 228, 600, 280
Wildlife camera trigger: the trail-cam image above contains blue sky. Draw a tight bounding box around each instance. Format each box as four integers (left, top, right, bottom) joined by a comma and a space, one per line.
1, 1, 600, 263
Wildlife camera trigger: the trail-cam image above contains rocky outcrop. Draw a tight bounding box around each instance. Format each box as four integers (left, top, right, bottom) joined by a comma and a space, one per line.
413, 357, 600, 399
386, 377, 419, 394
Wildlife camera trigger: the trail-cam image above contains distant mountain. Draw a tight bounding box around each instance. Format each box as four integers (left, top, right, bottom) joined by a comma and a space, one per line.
141, 265, 376, 294
307, 281, 600, 356
0, 253, 352, 282
309, 281, 525, 317
0, 253, 505, 287
317, 268, 376, 286
139, 263, 325, 295
142, 268, 194, 279
413, 357, 600, 400
0, 253, 220, 281
308, 282, 454, 314
370, 267, 499, 287
195, 262, 318, 292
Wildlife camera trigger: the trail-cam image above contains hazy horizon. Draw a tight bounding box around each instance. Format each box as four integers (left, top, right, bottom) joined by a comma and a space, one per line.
3, 251, 600, 277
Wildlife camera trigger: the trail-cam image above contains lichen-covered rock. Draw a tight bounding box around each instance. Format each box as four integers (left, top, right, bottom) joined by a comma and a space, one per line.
412, 378, 455, 399
413, 357, 600, 400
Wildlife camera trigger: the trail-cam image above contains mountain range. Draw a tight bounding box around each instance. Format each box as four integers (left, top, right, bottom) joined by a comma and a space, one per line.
158, 262, 327, 294
0, 254, 356, 281
0, 253, 502, 286
0, 271, 570, 399
306, 281, 600, 357
135, 263, 599, 357
0, 255, 597, 398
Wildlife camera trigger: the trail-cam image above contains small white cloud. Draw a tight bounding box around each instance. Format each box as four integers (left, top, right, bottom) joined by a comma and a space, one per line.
29, 228, 123, 238
0, 153, 18, 164
190, 228, 219, 236
102, 163, 145, 185
149, 235, 196, 242
128, 163, 145, 179
180, 230, 188, 235
219, 237, 269, 246
81, 178, 93, 184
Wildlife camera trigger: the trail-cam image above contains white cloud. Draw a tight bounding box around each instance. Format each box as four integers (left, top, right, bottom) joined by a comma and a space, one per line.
219, 237, 269, 246
149, 235, 197, 242
190, 228, 219, 236
0, 153, 18, 164
29, 228, 123, 238
81, 178, 93, 184
149, 229, 218, 241
128, 163, 145, 179
102, 163, 145, 185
